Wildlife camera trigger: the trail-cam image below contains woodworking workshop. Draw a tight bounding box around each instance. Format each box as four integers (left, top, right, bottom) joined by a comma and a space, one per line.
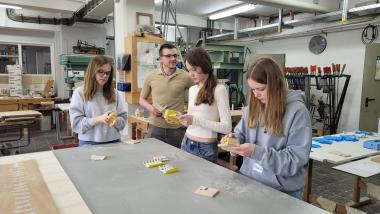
2, 0, 380, 213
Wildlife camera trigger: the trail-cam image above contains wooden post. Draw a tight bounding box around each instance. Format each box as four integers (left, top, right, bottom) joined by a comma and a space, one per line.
353, 176, 361, 203
303, 159, 313, 202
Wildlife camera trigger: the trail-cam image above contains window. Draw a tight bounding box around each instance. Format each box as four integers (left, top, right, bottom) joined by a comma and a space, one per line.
22, 45, 51, 74
0, 43, 52, 74
0, 44, 19, 73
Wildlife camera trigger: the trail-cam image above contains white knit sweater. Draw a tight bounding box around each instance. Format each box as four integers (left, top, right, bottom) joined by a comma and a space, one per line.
186, 84, 232, 143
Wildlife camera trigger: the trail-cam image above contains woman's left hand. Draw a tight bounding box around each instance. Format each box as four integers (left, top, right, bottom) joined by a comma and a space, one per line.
228, 143, 254, 157
178, 114, 193, 127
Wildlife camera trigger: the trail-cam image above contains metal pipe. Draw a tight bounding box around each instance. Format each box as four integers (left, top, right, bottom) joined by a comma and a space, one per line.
5, 0, 107, 26
207, 3, 380, 41
234, 17, 239, 40
160, 0, 164, 35
278, 8, 283, 33
342, 0, 348, 22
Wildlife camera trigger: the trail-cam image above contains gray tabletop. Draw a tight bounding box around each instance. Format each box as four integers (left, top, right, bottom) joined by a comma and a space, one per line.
53, 138, 328, 214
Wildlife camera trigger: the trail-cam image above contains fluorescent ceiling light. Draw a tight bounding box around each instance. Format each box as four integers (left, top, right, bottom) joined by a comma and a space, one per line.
209, 4, 255, 20
0, 4, 22, 10
348, 3, 380, 12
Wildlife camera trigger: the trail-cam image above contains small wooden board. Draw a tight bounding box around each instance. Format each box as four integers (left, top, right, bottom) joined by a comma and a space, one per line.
0, 110, 42, 120
371, 155, 380, 163
194, 186, 219, 198
329, 150, 352, 157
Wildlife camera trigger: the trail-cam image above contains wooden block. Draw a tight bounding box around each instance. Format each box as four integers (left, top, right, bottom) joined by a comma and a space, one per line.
194, 186, 219, 198
345, 197, 371, 208
90, 155, 107, 161
316, 196, 336, 212
122, 139, 140, 144
329, 150, 351, 157
370, 155, 380, 163
345, 205, 367, 214
367, 183, 380, 200
43, 79, 54, 98
218, 137, 240, 150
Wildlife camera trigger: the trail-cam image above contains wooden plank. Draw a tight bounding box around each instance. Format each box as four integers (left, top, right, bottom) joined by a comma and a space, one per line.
0, 151, 91, 214
0, 110, 42, 119
0, 159, 59, 214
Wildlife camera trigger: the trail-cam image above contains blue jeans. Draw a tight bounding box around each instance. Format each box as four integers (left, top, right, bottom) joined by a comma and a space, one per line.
181, 136, 218, 163
282, 188, 304, 200
79, 139, 120, 146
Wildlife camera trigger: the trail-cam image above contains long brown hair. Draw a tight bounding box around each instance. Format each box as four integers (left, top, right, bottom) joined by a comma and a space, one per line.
247, 58, 286, 136
83, 55, 115, 103
185, 47, 217, 105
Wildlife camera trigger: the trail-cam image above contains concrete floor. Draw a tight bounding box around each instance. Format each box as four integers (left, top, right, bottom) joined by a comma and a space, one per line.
1, 128, 380, 214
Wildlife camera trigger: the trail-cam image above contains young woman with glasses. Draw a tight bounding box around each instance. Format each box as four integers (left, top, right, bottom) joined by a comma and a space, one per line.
70, 55, 127, 146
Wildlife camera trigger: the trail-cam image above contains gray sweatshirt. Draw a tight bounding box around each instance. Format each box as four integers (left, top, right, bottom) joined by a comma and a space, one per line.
70, 86, 128, 142
234, 90, 311, 192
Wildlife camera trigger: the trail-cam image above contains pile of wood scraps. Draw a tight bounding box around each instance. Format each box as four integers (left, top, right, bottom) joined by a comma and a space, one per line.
0, 110, 42, 125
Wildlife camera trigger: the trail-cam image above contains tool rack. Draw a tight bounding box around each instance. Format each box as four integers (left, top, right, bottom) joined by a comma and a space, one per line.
284, 66, 350, 135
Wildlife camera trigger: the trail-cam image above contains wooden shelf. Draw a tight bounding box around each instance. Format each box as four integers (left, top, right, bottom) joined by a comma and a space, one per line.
124, 33, 165, 104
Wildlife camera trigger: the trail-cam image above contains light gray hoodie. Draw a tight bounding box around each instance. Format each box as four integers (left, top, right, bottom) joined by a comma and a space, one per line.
70, 86, 128, 142
234, 90, 311, 192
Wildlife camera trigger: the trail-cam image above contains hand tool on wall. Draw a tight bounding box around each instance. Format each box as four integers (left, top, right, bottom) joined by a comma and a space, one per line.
340, 64, 346, 75
316, 67, 322, 90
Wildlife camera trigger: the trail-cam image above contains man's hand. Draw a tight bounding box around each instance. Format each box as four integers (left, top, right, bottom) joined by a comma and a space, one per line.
148, 105, 162, 117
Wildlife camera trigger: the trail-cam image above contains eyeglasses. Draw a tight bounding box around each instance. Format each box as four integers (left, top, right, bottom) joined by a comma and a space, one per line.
161, 54, 179, 58
97, 69, 111, 76
251, 87, 266, 93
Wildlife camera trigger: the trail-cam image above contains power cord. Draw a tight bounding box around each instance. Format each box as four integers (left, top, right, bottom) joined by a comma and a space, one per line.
362, 24, 378, 44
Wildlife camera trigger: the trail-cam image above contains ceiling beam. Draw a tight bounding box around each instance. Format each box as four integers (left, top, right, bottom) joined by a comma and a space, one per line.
241, 0, 338, 13
0, 0, 85, 12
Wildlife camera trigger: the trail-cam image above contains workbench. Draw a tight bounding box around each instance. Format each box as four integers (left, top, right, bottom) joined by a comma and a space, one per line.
51, 138, 327, 214
333, 154, 380, 207
0, 97, 52, 111
0, 110, 42, 155
304, 132, 380, 213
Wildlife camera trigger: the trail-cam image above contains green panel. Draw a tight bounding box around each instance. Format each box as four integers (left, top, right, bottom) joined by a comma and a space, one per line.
208, 51, 225, 63
60, 54, 96, 65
